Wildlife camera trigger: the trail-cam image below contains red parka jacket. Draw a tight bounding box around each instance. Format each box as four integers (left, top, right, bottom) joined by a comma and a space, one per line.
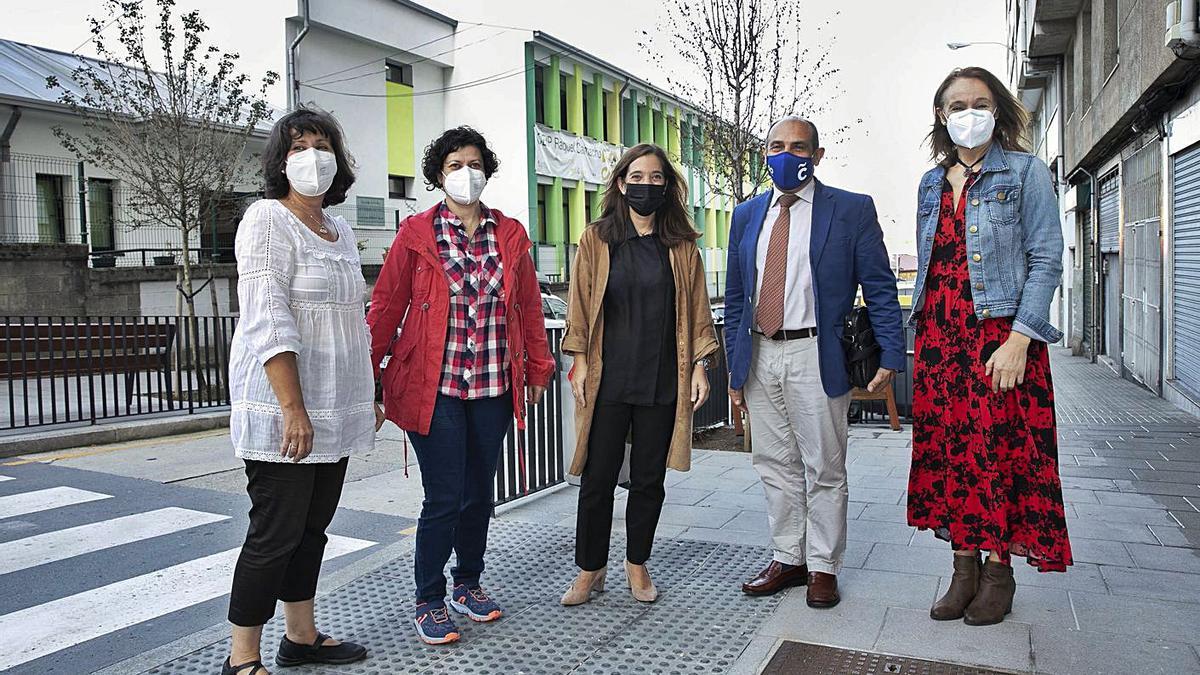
367, 203, 556, 436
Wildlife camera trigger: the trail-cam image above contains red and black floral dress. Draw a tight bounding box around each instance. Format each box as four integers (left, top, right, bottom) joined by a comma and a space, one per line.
907, 175, 1073, 573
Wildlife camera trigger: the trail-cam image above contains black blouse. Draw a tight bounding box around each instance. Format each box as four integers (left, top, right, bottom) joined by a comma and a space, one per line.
596, 218, 678, 407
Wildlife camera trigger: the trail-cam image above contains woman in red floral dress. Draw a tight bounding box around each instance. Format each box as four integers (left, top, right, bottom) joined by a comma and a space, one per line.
908, 67, 1072, 627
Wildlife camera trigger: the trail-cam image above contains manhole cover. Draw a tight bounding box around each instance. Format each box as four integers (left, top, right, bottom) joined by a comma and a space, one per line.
763, 641, 1013, 674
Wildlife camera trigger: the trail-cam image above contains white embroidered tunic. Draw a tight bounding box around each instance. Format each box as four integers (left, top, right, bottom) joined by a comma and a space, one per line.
228, 199, 375, 463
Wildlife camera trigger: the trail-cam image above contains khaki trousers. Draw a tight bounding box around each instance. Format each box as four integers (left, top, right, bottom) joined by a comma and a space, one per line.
744, 334, 850, 574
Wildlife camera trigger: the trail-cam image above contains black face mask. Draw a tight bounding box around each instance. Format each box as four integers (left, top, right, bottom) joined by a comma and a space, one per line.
624, 183, 668, 216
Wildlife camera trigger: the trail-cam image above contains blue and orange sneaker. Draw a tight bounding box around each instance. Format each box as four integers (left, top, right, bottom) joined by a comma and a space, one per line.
413, 601, 460, 645
449, 584, 503, 622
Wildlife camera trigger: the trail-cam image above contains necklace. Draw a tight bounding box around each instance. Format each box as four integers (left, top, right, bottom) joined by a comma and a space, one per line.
286, 198, 330, 236
955, 155, 984, 180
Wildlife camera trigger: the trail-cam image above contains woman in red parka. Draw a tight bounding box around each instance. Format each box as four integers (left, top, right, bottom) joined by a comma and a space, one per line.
368, 126, 555, 646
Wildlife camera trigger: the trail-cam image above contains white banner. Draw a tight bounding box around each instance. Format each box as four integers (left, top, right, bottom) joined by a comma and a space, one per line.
533, 124, 623, 185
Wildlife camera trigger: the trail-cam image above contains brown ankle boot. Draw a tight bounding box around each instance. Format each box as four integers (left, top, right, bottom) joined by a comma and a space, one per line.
930, 553, 982, 620
963, 560, 1016, 626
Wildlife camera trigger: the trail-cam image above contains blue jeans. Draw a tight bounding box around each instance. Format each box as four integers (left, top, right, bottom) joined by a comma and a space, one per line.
410, 393, 512, 604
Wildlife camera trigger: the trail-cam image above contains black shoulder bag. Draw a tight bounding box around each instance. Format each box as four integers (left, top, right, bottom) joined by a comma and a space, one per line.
841, 305, 881, 390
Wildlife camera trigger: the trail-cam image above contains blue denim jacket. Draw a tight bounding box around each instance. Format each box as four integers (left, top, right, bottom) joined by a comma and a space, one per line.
910, 144, 1064, 343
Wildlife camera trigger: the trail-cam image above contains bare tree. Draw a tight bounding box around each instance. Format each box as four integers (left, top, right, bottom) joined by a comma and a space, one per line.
642, 0, 850, 204
47, 0, 276, 395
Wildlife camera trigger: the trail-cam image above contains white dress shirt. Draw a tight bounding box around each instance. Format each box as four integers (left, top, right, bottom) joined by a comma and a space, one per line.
755, 181, 817, 331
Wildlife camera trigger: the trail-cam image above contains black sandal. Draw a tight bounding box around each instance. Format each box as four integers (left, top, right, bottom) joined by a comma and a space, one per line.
275, 631, 368, 667
222, 657, 267, 675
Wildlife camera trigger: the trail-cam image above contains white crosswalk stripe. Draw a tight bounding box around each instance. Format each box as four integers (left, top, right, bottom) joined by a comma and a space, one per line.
0, 486, 111, 519
0, 507, 231, 575
0, 534, 375, 670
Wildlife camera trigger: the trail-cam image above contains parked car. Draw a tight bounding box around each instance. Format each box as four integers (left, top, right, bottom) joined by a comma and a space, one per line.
710, 303, 725, 324
542, 292, 567, 329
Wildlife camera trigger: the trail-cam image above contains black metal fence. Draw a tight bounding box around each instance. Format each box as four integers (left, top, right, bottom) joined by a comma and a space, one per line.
494, 329, 567, 506
1, 315, 236, 430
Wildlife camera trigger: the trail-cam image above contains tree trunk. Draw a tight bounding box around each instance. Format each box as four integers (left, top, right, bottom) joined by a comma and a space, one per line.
179, 226, 209, 398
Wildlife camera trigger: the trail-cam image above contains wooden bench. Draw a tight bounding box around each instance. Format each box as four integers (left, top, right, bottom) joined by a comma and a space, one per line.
0, 321, 177, 406
851, 383, 902, 431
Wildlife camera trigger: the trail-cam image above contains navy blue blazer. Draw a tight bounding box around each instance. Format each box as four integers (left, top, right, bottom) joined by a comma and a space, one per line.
723, 181, 905, 397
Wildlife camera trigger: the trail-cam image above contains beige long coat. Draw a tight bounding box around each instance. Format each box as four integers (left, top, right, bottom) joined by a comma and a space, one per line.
561, 225, 720, 477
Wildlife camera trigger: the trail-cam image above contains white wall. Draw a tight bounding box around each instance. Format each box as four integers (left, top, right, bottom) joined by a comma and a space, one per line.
441, 30, 533, 223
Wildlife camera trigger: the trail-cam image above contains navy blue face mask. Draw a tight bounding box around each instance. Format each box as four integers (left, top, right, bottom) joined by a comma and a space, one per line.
766, 152, 815, 191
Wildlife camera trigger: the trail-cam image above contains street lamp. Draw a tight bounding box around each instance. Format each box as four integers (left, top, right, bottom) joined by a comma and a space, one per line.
947, 41, 1010, 51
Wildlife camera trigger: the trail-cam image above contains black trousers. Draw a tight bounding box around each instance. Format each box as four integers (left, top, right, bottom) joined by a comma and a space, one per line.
228, 458, 348, 627
575, 401, 675, 571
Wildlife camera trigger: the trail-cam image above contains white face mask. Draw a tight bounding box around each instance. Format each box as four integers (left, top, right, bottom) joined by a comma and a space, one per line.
285, 148, 337, 197
945, 108, 996, 150
443, 166, 488, 205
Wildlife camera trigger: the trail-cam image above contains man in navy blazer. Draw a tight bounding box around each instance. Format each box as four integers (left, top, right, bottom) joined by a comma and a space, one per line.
725, 117, 904, 607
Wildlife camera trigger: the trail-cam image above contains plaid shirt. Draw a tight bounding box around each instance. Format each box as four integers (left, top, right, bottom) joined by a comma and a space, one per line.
434, 202, 510, 399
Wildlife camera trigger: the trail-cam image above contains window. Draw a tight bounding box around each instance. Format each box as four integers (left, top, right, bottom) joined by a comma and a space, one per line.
534, 65, 546, 125
582, 81, 592, 136
385, 62, 413, 87
87, 178, 115, 251
388, 175, 414, 200
535, 184, 548, 242
560, 74, 569, 130
1079, 6, 1093, 111
601, 89, 610, 139
35, 174, 66, 243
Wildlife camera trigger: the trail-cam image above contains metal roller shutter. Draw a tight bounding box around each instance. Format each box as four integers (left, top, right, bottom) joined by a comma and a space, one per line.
1172, 143, 1200, 398
1099, 171, 1120, 253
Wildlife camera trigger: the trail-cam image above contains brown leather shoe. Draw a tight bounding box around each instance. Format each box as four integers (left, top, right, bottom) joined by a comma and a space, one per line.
930, 553, 982, 621
806, 572, 840, 608
742, 561, 808, 596
963, 561, 1016, 626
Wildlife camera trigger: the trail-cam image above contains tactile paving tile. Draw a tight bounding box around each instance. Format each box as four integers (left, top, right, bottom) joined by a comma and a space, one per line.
761, 641, 1011, 675
150, 521, 783, 674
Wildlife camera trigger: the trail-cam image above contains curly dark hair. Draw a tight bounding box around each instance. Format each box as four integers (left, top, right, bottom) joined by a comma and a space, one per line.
421, 126, 500, 190
262, 107, 356, 206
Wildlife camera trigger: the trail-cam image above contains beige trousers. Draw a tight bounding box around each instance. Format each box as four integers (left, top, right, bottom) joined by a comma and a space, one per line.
744, 334, 851, 574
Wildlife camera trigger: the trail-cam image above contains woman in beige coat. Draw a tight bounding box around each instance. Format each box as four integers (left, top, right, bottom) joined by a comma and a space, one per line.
560, 143, 719, 605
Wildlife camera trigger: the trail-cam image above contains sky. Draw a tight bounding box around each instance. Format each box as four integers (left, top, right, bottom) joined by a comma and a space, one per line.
0, 0, 1009, 254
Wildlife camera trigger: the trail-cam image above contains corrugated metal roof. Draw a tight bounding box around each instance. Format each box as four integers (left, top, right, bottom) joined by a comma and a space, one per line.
0, 38, 277, 133
0, 39, 101, 107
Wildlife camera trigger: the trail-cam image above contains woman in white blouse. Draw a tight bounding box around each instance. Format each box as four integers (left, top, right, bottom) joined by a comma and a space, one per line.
223, 108, 378, 675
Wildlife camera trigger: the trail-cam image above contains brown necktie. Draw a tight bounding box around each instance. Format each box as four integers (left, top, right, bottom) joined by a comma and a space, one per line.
756, 193, 800, 336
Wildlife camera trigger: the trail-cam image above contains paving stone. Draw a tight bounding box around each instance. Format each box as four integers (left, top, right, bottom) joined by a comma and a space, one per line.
1146, 460, 1200, 472
1094, 491, 1195, 510
1058, 476, 1121, 491
1011, 560, 1108, 594
757, 594, 889, 651
1148, 524, 1200, 548
1070, 590, 1200, 643
663, 486, 717, 506
1112, 480, 1200, 497
1123, 542, 1200, 574
1098, 564, 1200, 603
675, 473, 761, 493
694, 490, 768, 512
1074, 456, 1155, 469
1002, 586, 1075, 628
873, 607, 1034, 674
1129, 469, 1200, 484
848, 475, 911, 491
1031, 625, 1200, 675
695, 450, 754, 468
1060, 488, 1100, 504
1071, 503, 1180, 526
839, 568, 939, 611
856, 503, 910, 523
1065, 517, 1160, 544
863, 542, 953, 577
848, 487, 905, 505
656, 503, 739, 529
721, 509, 769, 533
848, 518, 917, 545
842, 540, 875, 569
908, 527, 947, 549
1067, 538, 1136, 566
1170, 510, 1200, 528
1060, 466, 1140, 480
677, 525, 770, 548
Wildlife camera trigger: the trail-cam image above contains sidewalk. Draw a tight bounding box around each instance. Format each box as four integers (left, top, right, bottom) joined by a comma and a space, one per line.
136, 348, 1200, 674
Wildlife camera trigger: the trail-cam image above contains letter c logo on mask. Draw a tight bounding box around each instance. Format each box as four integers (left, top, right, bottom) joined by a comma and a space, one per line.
767, 152, 815, 192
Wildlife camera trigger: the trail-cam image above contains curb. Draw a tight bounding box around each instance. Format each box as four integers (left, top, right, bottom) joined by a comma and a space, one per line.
0, 411, 230, 458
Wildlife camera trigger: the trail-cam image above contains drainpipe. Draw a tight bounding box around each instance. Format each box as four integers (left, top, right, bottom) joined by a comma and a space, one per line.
0, 105, 21, 239
287, 0, 311, 110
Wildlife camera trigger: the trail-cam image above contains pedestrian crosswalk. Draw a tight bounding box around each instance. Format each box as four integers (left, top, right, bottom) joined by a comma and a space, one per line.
0, 472, 377, 672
